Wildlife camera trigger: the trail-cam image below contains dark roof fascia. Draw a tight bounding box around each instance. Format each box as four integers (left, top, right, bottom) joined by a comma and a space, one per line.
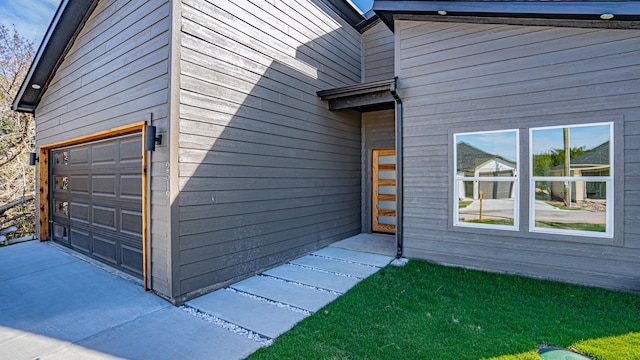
373, 1, 640, 31
11, 0, 99, 113
357, 10, 383, 33
317, 78, 397, 111
321, 0, 369, 31
318, 78, 397, 99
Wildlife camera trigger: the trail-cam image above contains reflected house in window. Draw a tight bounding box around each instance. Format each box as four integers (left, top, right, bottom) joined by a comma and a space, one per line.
546, 141, 609, 202
457, 142, 517, 200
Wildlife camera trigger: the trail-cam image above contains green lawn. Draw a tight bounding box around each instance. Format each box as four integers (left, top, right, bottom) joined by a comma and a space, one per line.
544, 201, 583, 211
248, 260, 640, 360
466, 219, 515, 226
536, 221, 606, 233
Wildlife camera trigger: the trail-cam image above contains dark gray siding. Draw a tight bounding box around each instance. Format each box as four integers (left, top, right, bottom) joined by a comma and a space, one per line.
177, 0, 362, 300
362, 21, 395, 82
398, 20, 640, 291
362, 110, 395, 233
35, 0, 171, 296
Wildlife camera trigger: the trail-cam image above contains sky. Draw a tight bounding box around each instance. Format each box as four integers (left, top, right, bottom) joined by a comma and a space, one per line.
0, 0, 60, 44
349, 0, 373, 13
532, 124, 611, 155
457, 124, 611, 164
457, 131, 518, 162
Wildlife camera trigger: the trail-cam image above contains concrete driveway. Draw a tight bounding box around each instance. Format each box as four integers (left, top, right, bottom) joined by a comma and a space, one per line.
459, 199, 606, 224
0, 236, 393, 359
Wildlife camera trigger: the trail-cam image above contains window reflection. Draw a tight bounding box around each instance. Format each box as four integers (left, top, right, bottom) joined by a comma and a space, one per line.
456, 132, 517, 174
55, 176, 69, 190
531, 123, 612, 237
534, 181, 606, 233
458, 181, 515, 226
55, 200, 69, 216
455, 130, 518, 229
54, 223, 69, 241
55, 151, 69, 166
532, 125, 610, 177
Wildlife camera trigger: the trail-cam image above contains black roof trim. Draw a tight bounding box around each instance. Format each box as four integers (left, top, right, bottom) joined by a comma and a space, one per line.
318, 78, 397, 98
12, 0, 112, 113
13, 0, 369, 113
321, 0, 369, 31
373, 1, 640, 31
317, 78, 397, 111
358, 11, 383, 33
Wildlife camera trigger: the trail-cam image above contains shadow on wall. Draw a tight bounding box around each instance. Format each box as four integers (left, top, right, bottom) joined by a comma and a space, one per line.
172, 0, 364, 300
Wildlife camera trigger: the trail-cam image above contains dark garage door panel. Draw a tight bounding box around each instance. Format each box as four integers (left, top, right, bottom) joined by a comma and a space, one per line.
51, 133, 143, 278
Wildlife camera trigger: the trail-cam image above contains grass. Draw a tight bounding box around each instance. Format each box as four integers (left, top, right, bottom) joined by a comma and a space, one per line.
459, 199, 474, 209
466, 219, 515, 226
248, 260, 640, 360
536, 221, 606, 232
544, 201, 582, 211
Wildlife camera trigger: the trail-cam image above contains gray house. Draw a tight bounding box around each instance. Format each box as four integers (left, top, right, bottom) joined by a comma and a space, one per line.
13, 0, 640, 304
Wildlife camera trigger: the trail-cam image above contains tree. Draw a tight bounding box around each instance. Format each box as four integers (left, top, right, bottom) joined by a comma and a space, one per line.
0, 25, 35, 239
532, 146, 588, 177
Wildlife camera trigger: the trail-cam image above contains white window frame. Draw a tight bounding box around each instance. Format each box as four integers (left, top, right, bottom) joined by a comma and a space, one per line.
529, 122, 614, 238
453, 129, 519, 231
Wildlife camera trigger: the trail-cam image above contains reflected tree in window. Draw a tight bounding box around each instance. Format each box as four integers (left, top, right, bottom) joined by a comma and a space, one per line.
531, 123, 612, 236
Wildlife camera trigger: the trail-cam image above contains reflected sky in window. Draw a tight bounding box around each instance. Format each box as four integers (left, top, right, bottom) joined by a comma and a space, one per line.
532, 124, 610, 155
456, 131, 517, 162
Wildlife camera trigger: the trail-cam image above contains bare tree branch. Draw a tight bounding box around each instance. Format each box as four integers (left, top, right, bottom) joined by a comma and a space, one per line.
0, 116, 29, 168
0, 195, 34, 216
0, 25, 36, 237
0, 212, 31, 228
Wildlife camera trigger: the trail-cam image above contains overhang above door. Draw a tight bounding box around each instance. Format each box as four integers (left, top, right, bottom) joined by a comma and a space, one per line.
317, 78, 397, 112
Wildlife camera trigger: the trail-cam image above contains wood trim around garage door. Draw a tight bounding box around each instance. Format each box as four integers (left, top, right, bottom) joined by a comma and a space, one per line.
38, 121, 149, 289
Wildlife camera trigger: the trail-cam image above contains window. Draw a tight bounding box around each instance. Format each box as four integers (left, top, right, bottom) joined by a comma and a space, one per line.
530, 123, 613, 238
454, 130, 519, 230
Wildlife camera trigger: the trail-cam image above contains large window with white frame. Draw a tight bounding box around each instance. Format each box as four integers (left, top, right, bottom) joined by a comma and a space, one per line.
530, 123, 613, 238
454, 130, 519, 230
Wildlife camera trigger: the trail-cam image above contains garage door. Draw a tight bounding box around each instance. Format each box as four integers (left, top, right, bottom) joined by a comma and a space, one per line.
50, 133, 143, 278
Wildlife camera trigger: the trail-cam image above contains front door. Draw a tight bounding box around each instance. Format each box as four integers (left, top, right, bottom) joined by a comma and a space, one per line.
372, 149, 396, 233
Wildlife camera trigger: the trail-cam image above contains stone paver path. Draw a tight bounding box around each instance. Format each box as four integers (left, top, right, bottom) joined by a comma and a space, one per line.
185, 247, 393, 345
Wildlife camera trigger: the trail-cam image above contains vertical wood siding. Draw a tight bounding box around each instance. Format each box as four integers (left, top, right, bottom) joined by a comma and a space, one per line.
362, 21, 395, 82
397, 20, 640, 291
361, 110, 395, 233
177, 0, 362, 299
35, 0, 172, 296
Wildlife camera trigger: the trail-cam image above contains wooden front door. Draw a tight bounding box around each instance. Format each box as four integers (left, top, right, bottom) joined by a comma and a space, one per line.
372, 149, 396, 233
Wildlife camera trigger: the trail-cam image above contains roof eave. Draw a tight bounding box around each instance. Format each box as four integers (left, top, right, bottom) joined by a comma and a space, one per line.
322, 0, 371, 31
373, 1, 640, 31
317, 78, 398, 111
12, 0, 100, 113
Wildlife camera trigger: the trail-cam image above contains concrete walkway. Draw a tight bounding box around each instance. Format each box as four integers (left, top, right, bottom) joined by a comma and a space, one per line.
0, 236, 394, 359
459, 198, 606, 223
